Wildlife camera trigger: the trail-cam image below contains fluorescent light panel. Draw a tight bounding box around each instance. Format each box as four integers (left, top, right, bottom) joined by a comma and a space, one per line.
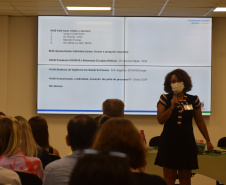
67, 7, 112, 11
213, 7, 226, 12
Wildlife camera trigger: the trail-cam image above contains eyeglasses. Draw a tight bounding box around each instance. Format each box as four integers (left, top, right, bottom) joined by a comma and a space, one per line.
81, 149, 127, 158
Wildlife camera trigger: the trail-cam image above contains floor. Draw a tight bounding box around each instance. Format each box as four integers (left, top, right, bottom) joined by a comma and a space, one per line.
174, 174, 217, 185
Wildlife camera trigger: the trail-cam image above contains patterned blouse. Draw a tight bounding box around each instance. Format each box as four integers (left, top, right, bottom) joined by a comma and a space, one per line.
0, 150, 44, 180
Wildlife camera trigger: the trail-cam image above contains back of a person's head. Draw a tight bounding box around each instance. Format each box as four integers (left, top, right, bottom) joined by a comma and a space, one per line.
0, 117, 20, 156
28, 116, 49, 148
95, 115, 111, 130
67, 115, 97, 150
92, 118, 146, 169
0, 112, 6, 119
15, 116, 40, 157
102, 99, 124, 117
69, 149, 135, 185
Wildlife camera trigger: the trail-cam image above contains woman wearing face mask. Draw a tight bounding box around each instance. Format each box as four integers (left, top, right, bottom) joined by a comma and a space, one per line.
154, 68, 213, 185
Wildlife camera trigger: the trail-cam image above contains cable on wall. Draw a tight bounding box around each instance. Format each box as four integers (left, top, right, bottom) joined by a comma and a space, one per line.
203, 7, 215, 16
112, 0, 115, 16
158, 0, 170, 16
59, 0, 69, 15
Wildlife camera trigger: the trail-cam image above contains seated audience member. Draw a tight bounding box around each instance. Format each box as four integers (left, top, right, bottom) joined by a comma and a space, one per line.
92, 118, 166, 185
70, 149, 136, 185
28, 116, 60, 156
0, 112, 6, 119
0, 117, 43, 180
95, 99, 124, 129
0, 166, 22, 185
15, 116, 40, 157
43, 115, 97, 185
15, 116, 52, 168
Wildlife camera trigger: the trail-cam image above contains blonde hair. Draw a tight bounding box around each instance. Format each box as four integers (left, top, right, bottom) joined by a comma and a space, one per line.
0, 118, 20, 156
15, 116, 40, 157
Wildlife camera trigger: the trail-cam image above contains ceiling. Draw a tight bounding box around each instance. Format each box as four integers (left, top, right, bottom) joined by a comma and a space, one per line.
1, 0, 226, 17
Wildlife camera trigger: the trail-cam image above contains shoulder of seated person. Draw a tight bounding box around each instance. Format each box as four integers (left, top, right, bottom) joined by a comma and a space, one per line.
45, 156, 76, 171
44, 158, 63, 170
53, 148, 60, 156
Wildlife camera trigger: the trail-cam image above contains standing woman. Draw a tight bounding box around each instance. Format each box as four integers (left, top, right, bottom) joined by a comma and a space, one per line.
155, 69, 213, 185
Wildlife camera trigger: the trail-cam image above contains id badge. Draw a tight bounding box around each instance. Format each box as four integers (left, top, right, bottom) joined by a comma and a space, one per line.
184, 104, 193, 110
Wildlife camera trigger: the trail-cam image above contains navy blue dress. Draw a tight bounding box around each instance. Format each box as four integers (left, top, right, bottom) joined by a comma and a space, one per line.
154, 93, 200, 170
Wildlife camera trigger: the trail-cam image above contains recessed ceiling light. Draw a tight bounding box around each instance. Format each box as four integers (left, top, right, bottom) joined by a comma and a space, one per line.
67, 7, 112, 11
213, 7, 226, 12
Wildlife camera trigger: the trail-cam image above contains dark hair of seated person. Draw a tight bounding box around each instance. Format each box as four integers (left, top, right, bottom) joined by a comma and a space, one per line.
69, 149, 136, 185
94, 114, 111, 130
67, 115, 97, 150
0, 112, 6, 119
0, 112, 6, 116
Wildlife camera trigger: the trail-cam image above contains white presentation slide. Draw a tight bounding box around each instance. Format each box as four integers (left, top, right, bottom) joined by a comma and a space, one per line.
37, 16, 212, 115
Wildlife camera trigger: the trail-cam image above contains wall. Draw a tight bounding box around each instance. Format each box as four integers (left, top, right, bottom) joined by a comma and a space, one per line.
0, 16, 226, 158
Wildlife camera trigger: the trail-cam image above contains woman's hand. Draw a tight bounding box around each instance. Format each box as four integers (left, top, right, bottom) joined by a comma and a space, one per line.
137, 165, 146, 173
170, 96, 179, 109
194, 107, 213, 153
206, 142, 214, 152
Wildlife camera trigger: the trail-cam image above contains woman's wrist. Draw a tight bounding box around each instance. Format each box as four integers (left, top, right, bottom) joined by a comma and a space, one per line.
169, 106, 174, 111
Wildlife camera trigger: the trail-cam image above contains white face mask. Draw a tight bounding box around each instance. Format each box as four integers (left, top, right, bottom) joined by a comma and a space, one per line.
171, 82, 184, 94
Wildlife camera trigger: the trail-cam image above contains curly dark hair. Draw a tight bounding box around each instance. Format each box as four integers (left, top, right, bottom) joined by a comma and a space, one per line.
164, 68, 192, 93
